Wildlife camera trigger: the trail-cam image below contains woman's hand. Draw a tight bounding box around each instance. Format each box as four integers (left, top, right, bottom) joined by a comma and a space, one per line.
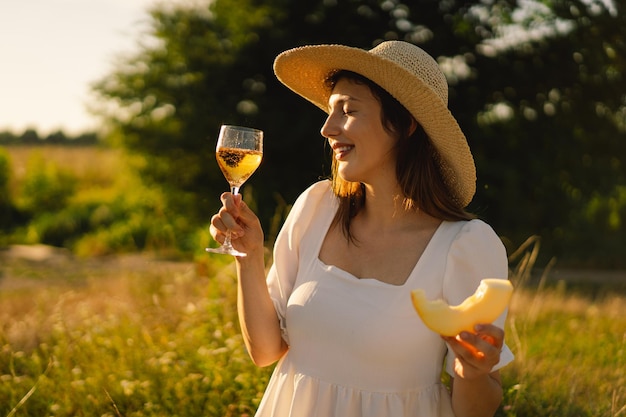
442, 323, 504, 380
445, 324, 505, 416
209, 192, 264, 258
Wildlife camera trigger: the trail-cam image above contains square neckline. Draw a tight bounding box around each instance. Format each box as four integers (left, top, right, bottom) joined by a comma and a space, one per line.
314, 199, 447, 288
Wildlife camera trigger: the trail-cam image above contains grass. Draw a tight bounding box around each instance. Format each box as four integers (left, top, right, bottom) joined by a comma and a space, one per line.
0, 252, 273, 416
501, 286, 625, 416
0, 249, 624, 416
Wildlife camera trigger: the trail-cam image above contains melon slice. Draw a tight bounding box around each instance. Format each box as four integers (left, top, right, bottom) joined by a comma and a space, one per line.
410, 278, 513, 337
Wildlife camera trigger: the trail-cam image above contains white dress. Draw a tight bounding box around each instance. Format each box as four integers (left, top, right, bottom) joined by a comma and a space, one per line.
255, 181, 514, 417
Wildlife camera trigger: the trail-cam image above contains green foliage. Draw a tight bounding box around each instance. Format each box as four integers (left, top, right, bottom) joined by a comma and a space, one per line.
0, 147, 16, 230
89, 0, 626, 266
92, 0, 430, 234
21, 194, 164, 255
552, 186, 626, 267
18, 153, 77, 214
0, 147, 192, 257
72, 204, 178, 257
447, 0, 626, 266
0, 148, 9, 191
2, 1, 625, 265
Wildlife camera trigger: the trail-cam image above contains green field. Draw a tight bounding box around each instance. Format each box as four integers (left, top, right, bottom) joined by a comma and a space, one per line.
0, 247, 624, 417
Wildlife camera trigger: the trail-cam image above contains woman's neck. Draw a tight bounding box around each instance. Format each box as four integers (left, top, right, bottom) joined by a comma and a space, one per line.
359, 183, 429, 231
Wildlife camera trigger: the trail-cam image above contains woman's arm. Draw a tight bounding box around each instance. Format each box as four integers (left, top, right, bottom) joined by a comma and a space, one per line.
445, 324, 505, 417
450, 371, 503, 417
210, 193, 288, 366
236, 254, 288, 367
440, 220, 512, 415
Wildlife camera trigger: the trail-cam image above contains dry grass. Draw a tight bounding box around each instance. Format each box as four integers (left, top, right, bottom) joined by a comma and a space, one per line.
501, 284, 626, 416
0, 251, 269, 416
1, 249, 625, 416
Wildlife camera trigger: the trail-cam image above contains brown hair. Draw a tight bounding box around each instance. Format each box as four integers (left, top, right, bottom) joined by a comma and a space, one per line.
325, 70, 474, 241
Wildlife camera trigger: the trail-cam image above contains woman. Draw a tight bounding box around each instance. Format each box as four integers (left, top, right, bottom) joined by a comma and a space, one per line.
210, 41, 514, 417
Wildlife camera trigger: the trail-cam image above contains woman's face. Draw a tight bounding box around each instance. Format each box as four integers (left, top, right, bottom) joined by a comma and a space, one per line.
321, 78, 398, 185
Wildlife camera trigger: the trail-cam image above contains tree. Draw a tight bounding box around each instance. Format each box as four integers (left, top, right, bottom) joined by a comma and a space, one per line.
93, 0, 626, 266
19, 128, 40, 144
93, 0, 444, 228
450, 0, 626, 265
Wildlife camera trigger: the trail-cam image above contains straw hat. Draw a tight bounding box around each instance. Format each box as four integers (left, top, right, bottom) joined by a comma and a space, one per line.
273, 40, 476, 207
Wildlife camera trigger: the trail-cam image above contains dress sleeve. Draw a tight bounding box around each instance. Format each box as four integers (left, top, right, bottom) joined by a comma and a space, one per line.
442, 219, 515, 376
265, 181, 333, 345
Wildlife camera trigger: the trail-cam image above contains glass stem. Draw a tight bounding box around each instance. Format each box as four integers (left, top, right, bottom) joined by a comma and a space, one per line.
222, 186, 240, 249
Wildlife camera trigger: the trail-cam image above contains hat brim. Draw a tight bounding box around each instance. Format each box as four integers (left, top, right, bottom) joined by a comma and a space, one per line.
273, 43, 476, 207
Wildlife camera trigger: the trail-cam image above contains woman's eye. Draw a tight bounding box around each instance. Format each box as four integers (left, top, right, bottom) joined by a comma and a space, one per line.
343, 108, 355, 115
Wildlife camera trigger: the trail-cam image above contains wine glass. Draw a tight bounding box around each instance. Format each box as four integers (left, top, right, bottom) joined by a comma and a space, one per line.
206, 125, 263, 257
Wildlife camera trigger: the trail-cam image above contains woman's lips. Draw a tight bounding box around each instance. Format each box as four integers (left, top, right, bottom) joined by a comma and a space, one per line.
333, 144, 354, 160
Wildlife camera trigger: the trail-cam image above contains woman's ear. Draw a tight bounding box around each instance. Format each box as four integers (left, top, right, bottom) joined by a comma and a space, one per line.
408, 118, 418, 136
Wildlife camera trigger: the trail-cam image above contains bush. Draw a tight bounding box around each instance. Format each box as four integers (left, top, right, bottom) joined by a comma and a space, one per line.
551, 186, 626, 267
70, 178, 181, 256
1, 147, 193, 256
18, 152, 77, 214
0, 147, 15, 230
0, 148, 28, 234
20, 179, 183, 256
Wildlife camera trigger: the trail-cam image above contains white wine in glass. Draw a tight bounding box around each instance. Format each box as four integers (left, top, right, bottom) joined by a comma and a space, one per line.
206, 125, 263, 257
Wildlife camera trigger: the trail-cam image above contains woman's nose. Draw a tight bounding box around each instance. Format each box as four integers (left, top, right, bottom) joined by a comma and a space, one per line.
320, 113, 339, 138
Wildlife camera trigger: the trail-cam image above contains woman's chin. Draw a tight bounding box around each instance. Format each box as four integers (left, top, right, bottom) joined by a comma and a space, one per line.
337, 166, 360, 183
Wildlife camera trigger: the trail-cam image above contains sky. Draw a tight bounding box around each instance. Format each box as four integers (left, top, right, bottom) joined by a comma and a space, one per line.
0, 0, 158, 135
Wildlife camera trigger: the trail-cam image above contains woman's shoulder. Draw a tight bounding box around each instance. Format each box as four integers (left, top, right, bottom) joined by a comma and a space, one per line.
440, 218, 498, 237
302, 180, 332, 195
282, 180, 334, 225
291, 180, 334, 210
460, 218, 498, 236
442, 219, 509, 299
448, 218, 506, 258
273, 180, 335, 252
444, 218, 505, 254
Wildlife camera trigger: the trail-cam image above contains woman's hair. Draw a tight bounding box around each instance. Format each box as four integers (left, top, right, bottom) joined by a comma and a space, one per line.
324, 70, 474, 242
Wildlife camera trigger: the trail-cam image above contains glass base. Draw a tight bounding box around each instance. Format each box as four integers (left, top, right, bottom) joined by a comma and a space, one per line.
205, 246, 247, 257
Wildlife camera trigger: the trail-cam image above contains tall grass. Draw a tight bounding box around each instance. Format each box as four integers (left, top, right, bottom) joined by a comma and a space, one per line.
1, 246, 625, 416
501, 287, 625, 416
500, 237, 626, 416
0, 254, 273, 416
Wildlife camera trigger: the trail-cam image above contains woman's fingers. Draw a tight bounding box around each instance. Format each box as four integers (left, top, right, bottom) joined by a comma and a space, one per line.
221, 192, 241, 212
442, 324, 505, 379
210, 193, 263, 251
209, 213, 228, 243
210, 193, 243, 240
474, 324, 504, 348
